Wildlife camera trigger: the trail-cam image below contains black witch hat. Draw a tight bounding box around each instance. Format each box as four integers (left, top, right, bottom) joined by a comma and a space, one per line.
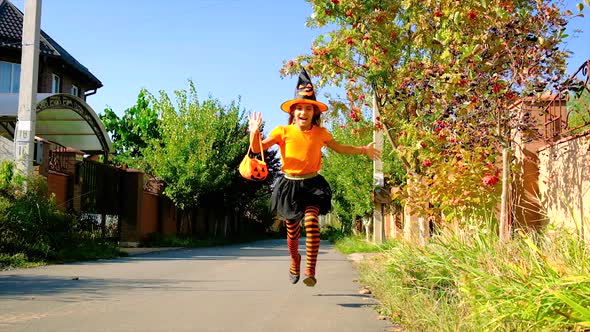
280, 68, 328, 113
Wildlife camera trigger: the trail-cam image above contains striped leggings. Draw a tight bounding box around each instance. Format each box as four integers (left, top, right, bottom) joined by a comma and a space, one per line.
286, 206, 320, 277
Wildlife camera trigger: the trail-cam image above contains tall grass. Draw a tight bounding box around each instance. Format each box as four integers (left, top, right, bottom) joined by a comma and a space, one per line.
352, 225, 590, 331
334, 235, 397, 254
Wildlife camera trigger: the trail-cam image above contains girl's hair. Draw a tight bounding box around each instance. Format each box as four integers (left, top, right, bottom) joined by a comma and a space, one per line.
288, 104, 322, 126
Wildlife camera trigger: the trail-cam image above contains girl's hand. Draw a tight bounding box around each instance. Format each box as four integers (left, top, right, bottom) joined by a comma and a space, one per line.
363, 142, 382, 160
248, 112, 263, 133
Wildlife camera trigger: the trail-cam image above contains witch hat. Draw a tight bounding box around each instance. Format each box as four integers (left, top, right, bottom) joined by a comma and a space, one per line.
280, 68, 328, 113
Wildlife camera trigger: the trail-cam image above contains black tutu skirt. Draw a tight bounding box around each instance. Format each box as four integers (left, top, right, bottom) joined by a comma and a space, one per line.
271, 174, 332, 221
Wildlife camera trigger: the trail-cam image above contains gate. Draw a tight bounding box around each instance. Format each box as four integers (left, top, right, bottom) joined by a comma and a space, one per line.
79, 159, 125, 239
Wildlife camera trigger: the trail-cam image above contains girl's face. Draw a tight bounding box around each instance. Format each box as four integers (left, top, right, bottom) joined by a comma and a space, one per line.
292, 103, 316, 130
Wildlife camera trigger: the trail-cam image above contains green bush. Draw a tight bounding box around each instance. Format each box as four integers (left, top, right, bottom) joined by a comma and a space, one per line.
320, 224, 344, 242
1, 175, 75, 260
0, 161, 122, 266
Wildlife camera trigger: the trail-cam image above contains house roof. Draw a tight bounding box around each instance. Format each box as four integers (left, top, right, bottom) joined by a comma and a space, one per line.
0, 0, 102, 89
0, 93, 112, 154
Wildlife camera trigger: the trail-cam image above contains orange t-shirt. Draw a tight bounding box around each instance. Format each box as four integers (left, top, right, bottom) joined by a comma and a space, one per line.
269, 124, 333, 175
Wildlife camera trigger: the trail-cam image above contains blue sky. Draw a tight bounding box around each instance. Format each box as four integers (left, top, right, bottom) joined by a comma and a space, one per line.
10, 0, 590, 133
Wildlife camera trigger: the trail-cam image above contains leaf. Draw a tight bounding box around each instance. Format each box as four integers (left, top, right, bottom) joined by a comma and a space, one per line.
453, 11, 461, 25
441, 49, 452, 61
577, 3, 584, 11
551, 291, 590, 322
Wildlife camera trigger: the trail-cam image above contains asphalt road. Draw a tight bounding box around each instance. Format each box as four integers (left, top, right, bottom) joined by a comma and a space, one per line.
0, 239, 393, 332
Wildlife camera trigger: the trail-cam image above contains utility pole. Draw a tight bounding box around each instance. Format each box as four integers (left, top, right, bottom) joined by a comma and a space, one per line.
372, 93, 385, 243
14, 0, 42, 176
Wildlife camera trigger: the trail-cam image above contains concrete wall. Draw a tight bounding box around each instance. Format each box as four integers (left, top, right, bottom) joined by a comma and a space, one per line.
538, 132, 590, 240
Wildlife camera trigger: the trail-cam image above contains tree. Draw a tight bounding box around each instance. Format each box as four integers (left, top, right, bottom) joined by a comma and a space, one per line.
282, 0, 582, 234
141, 82, 280, 233
100, 89, 160, 170
322, 113, 404, 233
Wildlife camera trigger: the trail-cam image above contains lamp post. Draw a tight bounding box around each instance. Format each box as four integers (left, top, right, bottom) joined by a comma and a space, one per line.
14, 0, 42, 177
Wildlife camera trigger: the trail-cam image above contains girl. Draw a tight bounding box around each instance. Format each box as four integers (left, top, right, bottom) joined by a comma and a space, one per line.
248, 68, 380, 287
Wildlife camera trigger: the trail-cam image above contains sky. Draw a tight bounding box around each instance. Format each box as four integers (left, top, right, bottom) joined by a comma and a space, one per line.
9, 0, 590, 133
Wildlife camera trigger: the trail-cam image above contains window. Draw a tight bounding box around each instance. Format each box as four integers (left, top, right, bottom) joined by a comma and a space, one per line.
0, 61, 21, 93
51, 74, 61, 93
71, 84, 79, 97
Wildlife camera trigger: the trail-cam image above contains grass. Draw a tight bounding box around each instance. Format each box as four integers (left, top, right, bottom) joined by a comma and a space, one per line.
334, 235, 398, 254
336, 227, 590, 332
0, 253, 46, 270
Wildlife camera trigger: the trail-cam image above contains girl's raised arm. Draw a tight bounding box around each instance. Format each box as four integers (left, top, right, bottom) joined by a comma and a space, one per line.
247, 112, 276, 153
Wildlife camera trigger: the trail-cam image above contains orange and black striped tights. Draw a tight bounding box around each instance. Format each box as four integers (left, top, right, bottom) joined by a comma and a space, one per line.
286, 206, 320, 280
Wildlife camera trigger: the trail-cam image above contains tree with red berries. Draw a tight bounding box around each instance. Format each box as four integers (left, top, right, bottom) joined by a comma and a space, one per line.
282, 0, 584, 237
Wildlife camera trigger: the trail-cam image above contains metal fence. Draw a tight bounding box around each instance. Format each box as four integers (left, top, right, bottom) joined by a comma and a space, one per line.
542, 59, 590, 142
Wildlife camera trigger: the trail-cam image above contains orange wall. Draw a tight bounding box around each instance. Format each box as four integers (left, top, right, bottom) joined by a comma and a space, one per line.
47, 171, 68, 210
538, 132, 590, 240
140, 192, 159, 240
160, 197, 177, 236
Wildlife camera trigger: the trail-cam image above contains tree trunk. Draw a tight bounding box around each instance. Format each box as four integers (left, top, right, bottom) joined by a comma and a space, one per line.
499, 147, 511, 242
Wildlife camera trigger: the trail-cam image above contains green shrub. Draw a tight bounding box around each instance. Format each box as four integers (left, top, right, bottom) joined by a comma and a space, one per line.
320, 224, 344, 242
0, 253, 44, 269
0, 161, 122, 266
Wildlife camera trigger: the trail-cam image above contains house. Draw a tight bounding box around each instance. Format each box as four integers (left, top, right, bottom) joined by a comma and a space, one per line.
0, 0, 116, 214
0, 0, 175, 244
0, 0, 111, 164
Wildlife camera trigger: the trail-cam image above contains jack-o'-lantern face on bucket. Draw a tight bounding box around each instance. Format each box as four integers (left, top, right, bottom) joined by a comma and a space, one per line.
250, 162, 268, 180
239, 155, 268, 181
